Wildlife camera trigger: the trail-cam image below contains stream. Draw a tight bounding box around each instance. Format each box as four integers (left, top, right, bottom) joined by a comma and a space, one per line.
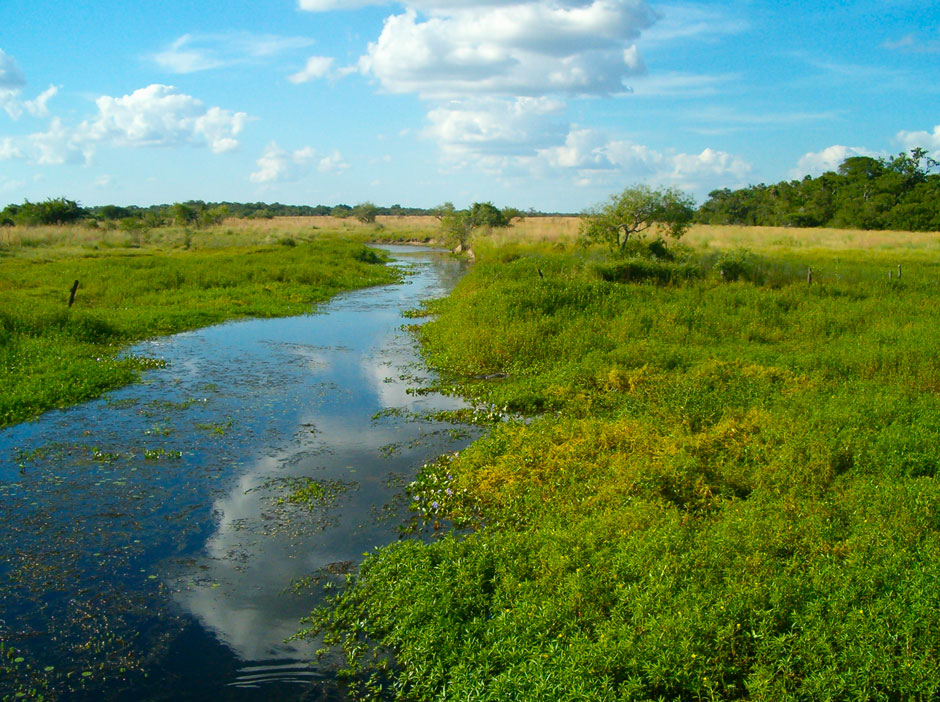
0, 246, 473, 700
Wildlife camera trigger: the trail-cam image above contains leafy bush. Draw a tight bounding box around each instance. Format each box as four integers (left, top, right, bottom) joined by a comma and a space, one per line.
706, 248, 767, 283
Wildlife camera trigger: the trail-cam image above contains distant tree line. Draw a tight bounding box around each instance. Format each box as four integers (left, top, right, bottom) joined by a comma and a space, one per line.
697, 148, 940, 231
0, 198, 539, 228
8, 150, 937, 233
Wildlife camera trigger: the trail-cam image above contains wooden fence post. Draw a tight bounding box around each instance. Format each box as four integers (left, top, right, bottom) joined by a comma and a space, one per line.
68, 280, 79, 308
807, 268, 812, 284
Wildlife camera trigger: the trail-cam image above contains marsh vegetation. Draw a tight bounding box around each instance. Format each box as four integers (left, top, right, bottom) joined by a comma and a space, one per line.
310, 221, 940, 700
3, 206, 940, 700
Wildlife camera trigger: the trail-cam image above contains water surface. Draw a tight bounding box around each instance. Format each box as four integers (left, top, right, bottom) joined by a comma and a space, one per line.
0, 246, 472, 700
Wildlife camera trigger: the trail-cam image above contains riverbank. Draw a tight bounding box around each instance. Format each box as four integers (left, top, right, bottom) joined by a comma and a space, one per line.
0, 233, 402, 426
314, 233, 940, 699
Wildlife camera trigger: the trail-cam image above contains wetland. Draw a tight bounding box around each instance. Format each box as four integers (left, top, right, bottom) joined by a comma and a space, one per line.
0, 244, 474, 700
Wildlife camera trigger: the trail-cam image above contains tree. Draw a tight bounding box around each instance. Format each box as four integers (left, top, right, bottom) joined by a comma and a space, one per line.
353, 201, 378, 224
432, 202, 457, 221
169, 202, 197, 226
15, 197, 86, 226
467, 201, 506, 228
197, 204, 229, 227
580, 185, 695, 255
438, 202, 518, 248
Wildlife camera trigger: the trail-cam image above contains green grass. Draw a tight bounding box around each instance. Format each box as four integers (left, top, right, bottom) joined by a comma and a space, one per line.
0, 237, 399, 426
309, 240, 940, 700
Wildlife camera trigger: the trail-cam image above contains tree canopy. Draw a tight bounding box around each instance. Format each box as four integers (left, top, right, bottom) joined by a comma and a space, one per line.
580, 185, 695, 256
696, 149, 940, 231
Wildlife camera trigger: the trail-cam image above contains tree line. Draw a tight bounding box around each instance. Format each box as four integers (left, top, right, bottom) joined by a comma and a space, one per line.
0, 198, 533, 228
696, 148, 940, 231
4, 149, 939, 233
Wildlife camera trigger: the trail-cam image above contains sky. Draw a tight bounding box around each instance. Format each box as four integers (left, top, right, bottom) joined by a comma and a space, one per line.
0, 0, 938, 212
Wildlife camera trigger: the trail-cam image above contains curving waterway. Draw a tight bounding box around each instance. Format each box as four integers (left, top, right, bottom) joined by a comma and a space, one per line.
0, 246, 473, 700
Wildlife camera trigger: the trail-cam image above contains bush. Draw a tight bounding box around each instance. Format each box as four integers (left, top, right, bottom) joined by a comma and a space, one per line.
594, 257, 699, 284
706, 248, 768, 284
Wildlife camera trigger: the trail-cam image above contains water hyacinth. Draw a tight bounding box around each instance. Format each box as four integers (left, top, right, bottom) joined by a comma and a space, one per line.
405, 452, 477, 530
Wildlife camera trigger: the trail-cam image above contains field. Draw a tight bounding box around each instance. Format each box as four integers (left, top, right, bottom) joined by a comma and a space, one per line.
308, 222, 940, 700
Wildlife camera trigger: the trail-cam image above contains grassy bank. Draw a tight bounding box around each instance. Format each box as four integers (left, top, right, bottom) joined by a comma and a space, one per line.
0, 230, 403, 426
312, 232, 940, 699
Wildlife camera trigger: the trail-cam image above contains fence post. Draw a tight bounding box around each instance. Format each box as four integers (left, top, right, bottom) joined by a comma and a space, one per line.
807, 268, 812, 284
68, 280, 79, 308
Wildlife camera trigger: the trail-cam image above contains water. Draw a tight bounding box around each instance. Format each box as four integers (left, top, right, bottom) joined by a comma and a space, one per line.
0, 246, 473, 700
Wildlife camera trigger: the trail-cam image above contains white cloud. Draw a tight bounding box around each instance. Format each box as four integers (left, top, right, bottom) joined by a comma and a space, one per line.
426, 97, 567, 158
152, 32, 315, 74
288, 56, 335, 83
792, 145, 878, 178
0, 137, 23, 160
898, 124, 940, 156
296, 1, 745, 195
153, 35, 226, 73
28, 117, 89, 165
83, 85, 249, 154
9, 84, 249, 165
668, 147, 751, 182
536, 128, 750, 191
23, 84, 58, 117
317, 149, 349, 172
250, 142, 346, 182
359, 3, 656, 98
0, 50, 59, 120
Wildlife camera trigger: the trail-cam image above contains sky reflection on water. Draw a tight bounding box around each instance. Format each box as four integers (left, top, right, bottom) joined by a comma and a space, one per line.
0, 246, 473, 700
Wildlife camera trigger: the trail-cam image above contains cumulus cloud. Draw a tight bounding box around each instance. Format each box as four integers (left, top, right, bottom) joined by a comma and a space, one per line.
792, 145, 879, 178
536, 128, 750, 191
288, 56, 335, 83
359, 2, 656, 98
426, 97, 567, 158
296, 1, 745, 193
250, 142, 347, 183
82, 84, 249, 153
898, 124, 940, 156
152, 32, 315, 73
6, 84, 249, 165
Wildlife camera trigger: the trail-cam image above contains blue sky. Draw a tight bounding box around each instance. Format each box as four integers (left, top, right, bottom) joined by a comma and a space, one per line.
1, 0, 937, 212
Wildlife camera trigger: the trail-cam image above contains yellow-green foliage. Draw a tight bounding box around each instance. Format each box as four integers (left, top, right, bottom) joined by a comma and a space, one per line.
312, 240, 940, 700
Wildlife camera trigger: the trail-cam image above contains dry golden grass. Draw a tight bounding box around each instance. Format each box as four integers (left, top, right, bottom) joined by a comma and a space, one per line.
683, 223, 940, 253
3, 216, 936, 259
478, 219, 940, 255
